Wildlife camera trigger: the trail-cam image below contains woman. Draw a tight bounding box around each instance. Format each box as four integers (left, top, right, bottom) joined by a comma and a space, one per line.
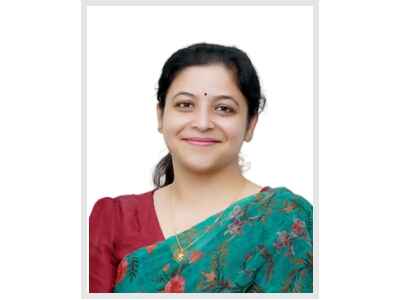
89, 42, 313, 293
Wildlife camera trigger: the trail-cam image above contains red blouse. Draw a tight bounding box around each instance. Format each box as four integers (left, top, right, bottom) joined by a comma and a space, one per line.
89, 186, 269, 293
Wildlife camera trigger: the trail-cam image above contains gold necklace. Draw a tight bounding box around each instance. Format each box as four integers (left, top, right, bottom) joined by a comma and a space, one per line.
169, 181, 248, 263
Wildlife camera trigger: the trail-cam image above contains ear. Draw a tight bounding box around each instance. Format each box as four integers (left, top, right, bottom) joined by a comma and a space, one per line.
244, 114, 259, 142
156, 103, 163, 133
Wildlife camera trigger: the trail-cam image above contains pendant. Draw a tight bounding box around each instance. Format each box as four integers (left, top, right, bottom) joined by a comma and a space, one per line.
173, 248, 185, 262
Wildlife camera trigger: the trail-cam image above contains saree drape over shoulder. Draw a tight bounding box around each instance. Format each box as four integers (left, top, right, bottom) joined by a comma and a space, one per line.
107, 187, 313, 293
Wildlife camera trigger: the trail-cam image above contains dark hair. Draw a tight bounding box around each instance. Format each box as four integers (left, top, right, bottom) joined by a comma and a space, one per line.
152, 42, 266, 188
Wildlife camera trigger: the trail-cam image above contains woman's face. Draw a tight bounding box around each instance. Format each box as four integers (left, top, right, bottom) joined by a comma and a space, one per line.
157, 64, 258, 174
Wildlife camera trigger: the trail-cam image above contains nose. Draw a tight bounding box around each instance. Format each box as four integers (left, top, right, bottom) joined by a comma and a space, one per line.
191, 105, 215, 131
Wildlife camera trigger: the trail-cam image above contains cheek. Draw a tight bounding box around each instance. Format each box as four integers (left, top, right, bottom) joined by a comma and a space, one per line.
221, 121, 247, 141
163, 114, 187, 134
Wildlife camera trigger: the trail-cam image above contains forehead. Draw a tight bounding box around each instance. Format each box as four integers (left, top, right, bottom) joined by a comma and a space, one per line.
166, 64, 245, 102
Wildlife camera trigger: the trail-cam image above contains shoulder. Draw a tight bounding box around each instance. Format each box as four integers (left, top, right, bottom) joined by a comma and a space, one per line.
257, 186, 313, 239
89, 196, 115, 223
90, 188, 156, 220
89, 189, 157, 241
260, 186, 312, 216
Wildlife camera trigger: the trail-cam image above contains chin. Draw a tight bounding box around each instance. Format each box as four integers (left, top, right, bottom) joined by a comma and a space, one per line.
179, 155, 233, 174
182, 160, 217, 172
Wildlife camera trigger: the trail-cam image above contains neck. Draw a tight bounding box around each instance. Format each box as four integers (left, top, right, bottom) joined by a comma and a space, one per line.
166, 158, 249, 211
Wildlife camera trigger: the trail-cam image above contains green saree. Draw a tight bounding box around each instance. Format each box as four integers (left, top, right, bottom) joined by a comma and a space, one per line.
113, 187, 313, 293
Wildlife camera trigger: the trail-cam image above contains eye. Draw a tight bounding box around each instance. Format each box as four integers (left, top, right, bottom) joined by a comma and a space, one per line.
175, 102, 194, 111
216, 105, 235, 114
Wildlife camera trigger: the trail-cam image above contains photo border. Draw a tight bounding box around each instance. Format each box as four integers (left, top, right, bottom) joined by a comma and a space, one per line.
81, 0, 319, 298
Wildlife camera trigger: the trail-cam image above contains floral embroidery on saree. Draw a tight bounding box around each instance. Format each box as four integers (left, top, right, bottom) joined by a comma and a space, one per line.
113, 187, 313, 293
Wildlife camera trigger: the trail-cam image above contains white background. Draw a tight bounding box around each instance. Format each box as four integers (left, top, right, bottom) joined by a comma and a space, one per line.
1, 0, 400, 300
87, 5, 313, 212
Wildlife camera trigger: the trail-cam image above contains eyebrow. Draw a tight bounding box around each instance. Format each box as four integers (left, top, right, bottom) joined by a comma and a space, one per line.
172, 91, 239, 106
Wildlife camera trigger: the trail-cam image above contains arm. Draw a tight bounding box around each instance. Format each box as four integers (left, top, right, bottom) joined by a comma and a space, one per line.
89, 197, 117, 293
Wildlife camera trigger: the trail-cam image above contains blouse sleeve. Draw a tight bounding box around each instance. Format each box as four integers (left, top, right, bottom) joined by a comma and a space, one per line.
89, 197, 117, 293
247, 189, 313, 293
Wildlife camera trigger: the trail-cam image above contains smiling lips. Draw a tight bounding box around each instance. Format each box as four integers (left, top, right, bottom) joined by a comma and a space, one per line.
182, 137, 221, 146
